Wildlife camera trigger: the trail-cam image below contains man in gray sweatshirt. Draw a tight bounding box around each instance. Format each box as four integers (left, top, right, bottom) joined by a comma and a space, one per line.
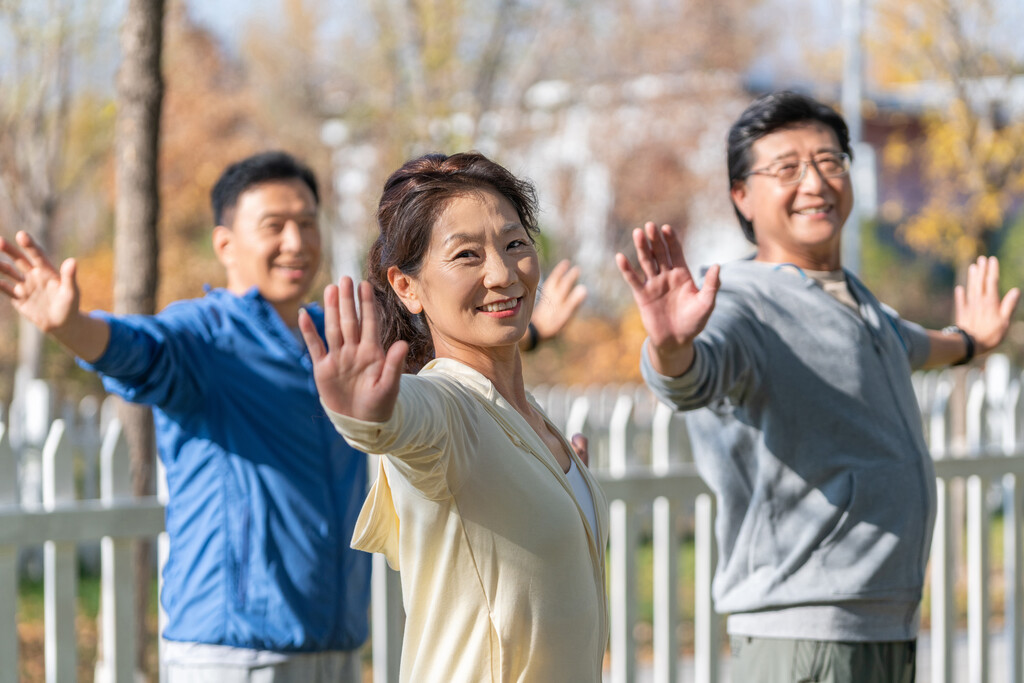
617, 91, 1020, 682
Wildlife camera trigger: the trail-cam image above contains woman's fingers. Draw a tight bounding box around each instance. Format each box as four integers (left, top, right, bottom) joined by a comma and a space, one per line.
323, 283, 342, 351
337, 276, 360, 346
357, 280, 382, 353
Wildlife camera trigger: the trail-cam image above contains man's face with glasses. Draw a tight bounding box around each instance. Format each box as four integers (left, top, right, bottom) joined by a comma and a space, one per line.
730, 121, 854, 271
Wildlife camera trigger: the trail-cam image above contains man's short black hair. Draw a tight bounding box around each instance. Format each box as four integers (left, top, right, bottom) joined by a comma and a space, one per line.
727, 91, 852, 244
211, 151, 320, 227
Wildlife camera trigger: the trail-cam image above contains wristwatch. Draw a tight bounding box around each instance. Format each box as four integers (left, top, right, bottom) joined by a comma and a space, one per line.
942, 325, 975, 366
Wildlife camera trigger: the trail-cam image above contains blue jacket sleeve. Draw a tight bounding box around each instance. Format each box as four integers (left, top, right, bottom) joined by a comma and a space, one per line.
77, 307, 208, 412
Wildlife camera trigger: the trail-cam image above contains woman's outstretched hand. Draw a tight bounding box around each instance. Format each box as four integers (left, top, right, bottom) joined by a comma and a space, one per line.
300, 277, 408, 422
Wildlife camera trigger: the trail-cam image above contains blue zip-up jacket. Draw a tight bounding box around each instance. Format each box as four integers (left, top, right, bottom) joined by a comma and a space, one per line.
80, 287, 370, 652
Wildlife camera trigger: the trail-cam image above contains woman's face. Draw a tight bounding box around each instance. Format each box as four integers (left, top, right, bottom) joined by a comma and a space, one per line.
390, 187, 539, 363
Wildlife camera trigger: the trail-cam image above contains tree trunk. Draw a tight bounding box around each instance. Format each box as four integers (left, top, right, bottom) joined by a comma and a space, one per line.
114, 0, 165, 675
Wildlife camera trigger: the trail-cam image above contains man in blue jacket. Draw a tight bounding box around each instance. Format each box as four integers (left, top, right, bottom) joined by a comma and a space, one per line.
0, 151, 587, 681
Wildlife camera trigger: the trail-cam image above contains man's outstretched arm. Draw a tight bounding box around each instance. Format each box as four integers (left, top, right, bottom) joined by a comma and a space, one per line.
0, 230, 111, 363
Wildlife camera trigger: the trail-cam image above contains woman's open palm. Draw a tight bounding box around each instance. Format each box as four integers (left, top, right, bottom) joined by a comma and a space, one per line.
299, 278, 408, 423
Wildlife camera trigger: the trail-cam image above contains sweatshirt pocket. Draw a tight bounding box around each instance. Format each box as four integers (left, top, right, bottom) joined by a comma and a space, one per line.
817, 462, 926, 597
748, 472, 853, 593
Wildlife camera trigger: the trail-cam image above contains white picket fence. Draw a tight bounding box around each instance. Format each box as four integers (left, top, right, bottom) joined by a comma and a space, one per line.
2, 356, 1024, 683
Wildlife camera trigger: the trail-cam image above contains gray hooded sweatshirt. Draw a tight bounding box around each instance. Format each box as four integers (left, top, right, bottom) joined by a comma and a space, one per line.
641, 259, 937, 642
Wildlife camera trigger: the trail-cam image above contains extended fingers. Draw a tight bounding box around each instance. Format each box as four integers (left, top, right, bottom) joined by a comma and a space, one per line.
645, 222, 673, 270
357, 281, 381, 354
15, 231, 56, 272
337, 276, 361, 346
615, 252, 645, 292
985, 256, 1000, 299
701, 264, 721, 303
632, 226, 659, 280
323, 283, 342, 350
298, 308, 326, 362
0, 233, 31, 273
546, 259, 574, 290
0, 257, 24, 284
661, 224, 686, 272
1000, 287, 1021, 321
381, 339, 409, 385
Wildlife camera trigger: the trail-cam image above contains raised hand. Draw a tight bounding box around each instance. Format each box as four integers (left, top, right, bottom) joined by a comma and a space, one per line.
299, 277, 409, 423
531, 259, 587, 342
0, 231, 110, 362
615, 222, 720, 377
0, 231, 80, 333
955, 255, 1020, 354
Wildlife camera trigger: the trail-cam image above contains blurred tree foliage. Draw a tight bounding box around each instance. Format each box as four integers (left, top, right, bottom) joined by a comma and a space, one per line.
239, 0, 764, 383
873, 0, 1024, 274
2, 0, 766, 400
0, 0, 114, 405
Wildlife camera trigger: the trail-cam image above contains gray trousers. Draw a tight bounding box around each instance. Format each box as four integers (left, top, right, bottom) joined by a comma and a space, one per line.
165, 649, 362, 683
730, 636, 916, 683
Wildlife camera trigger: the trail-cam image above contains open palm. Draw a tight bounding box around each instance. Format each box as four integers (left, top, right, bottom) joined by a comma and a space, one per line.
0, 231, 79, 333
299, 277, 409, 423
954, 255, 1020, 354
617, 222, 719, 348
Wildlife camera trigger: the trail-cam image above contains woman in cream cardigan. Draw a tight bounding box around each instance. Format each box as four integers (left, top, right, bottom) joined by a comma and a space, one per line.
298, 152, 609, 682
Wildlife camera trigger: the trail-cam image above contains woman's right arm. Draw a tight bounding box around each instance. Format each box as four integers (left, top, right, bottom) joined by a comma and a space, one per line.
303, 278, 456, 496
300, 277, 409, 423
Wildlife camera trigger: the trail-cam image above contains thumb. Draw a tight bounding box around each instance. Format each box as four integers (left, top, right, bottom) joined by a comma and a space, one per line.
1000, 287, 1021, 320
60, 258, 78, 292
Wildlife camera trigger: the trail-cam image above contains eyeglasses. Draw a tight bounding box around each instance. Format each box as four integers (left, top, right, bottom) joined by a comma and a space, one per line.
743, 152, 851, 186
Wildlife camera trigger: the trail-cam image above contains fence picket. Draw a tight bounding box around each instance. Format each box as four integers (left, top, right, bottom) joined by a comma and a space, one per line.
609, 394, 637, 683
0, 423, 18, 683
967, 378, 991, 683
5, 360, 1024, 681
651, 404, 678, 683
1004, 378, 1024, 683
42, 420, 77, 683
694, 493, 719, 683
96, 419, 136, 683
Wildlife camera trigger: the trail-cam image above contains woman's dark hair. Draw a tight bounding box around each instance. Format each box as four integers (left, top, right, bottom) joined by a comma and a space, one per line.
369, 151, 540, 372
211, 151, 319, 227
727, 91, 852, 244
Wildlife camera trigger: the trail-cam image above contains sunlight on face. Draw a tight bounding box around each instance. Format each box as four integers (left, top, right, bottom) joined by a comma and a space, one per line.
731, 122, 853, 270
404, 187, 539, 365
216, 178, 321, 322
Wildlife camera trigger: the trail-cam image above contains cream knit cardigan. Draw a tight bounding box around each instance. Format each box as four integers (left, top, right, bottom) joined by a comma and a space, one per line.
325, 358, 609, 682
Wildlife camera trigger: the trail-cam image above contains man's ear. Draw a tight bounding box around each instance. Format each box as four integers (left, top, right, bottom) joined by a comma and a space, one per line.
387, 265, 423, 314
730, 181, 753, 223
212, 225, 233, 268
